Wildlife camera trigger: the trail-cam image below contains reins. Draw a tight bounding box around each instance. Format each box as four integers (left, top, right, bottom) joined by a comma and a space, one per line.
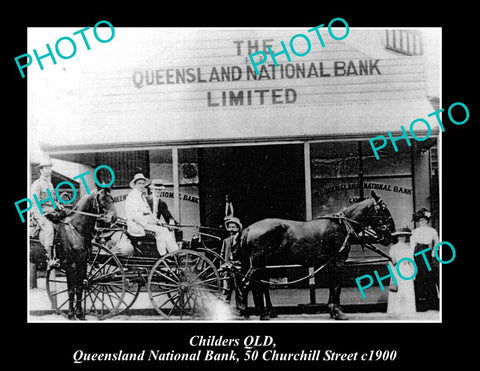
68, 209, 106, 218
156, 222, 222, 241
68, 191, 109, 219
230, 213, 392, 288
237, 226, 354, 287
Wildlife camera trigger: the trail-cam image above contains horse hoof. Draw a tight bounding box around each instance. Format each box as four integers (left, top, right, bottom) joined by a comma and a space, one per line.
260, 315, 270, 321
76, 312, 86, 320
330, 312, 349, 320
68, 312, 76, 320
268, 311, 278, 319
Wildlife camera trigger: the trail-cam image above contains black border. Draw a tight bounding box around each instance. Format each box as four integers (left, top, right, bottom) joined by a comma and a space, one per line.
8, 3, 475, 369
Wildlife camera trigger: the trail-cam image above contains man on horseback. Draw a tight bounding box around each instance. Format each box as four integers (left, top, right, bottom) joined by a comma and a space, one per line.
125, 173, 179, 256
30, 158, 66, 269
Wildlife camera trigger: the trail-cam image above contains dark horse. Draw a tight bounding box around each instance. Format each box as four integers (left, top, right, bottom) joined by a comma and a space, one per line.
237, 190, 395, 320
53, 188, 116, 320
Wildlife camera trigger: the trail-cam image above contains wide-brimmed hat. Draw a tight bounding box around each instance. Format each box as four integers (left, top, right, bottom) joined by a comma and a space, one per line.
149, 179, 166, 190
129, 173, 151, 188
392, 227, 412, 237
224, 217, 242, 230
37, 158, 53, 169
412, 208, 431, 222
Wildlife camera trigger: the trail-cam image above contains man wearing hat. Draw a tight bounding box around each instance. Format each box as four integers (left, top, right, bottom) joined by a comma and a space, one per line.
31, 158, 64, 268
220, 217, 246, 316
410, 208, 439, 311
148, 179, 176, 227
125, 173, 178, 256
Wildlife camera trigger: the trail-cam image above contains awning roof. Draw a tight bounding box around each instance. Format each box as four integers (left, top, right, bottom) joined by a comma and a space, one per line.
41, 96, 438, 154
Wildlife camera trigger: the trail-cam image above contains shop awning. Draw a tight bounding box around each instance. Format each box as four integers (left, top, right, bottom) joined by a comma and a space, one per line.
39, 95, 438, 154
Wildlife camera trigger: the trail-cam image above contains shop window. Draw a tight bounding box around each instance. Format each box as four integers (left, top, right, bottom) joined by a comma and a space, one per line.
178, 148, 200, 239
149, 149, 172, 183
311, 141, 359, 180
311, 141, 361, 218
147, 148, 200, 237
362, 140, 412, 177
363, 140, 414, 230
95, 150, 149, 188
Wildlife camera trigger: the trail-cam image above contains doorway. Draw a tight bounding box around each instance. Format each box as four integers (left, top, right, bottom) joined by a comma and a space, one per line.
198, 144, 305, 229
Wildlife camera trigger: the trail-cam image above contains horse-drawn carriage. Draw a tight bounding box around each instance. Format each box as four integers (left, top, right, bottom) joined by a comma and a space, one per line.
30, 187, 396, 321
42, 217, 229, 320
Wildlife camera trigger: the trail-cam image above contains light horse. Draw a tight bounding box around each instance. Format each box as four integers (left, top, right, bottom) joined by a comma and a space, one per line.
237, 190, 395, 320
53, 188, 116, 320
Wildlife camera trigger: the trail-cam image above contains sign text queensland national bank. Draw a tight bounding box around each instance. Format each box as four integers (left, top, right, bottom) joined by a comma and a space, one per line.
132, 58, 381, 107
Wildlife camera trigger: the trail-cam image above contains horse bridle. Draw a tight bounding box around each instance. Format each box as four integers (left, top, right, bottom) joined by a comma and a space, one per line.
368, 197, 394, 240
229, 197, 395, 289
68, 190, 110, 219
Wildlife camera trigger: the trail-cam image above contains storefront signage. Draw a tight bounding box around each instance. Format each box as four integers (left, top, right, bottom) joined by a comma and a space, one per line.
113, 191, 199, 204
133, 58, 381, 108
313, 182, 412, 196
248, 18, 350, 74
133, 59, 381, 88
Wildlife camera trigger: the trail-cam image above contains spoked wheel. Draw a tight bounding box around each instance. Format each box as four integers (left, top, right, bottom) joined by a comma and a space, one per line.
46, 267, 70, 318
147, 249, 222, 319
197, 247, 230, 296
46, 243, 127, 320
113, 268, 144, 316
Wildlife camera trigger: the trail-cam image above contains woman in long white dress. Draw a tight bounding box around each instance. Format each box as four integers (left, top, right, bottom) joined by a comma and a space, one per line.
387, 228, 416, 314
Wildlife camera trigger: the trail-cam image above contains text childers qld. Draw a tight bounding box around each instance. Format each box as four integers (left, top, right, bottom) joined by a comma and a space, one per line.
14, 20, 115, 78
248, 18, 350, 75
14, 165, 115, 223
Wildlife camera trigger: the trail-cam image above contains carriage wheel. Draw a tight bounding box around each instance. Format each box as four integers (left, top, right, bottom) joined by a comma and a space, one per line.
147, 249, 222, 319
196, 247, 225, 268
112, 268, 143, 316
46, 267, 70, 318
46, 243, 127, 320
196, 247, 230, 296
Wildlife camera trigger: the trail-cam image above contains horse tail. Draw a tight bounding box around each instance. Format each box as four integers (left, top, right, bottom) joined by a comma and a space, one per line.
238, 227, 252, 271
240, 227, 250, 252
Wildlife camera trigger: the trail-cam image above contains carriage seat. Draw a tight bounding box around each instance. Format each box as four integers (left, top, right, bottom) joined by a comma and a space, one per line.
124, 231, 159, 257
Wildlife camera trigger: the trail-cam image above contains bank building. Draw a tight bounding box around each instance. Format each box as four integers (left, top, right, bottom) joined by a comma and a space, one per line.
28, 27, 440, 309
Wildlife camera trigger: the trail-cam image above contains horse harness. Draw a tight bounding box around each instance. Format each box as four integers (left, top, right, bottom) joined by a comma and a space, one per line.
32, 192, 108, 251
233, 212, 392, 288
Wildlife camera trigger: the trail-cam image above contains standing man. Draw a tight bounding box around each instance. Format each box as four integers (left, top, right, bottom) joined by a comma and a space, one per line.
220, 217, 246, 316
31, 158, 64, 268
125, 173, 178, 256
148, 179, 177, 227
148, 179, 178, 243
